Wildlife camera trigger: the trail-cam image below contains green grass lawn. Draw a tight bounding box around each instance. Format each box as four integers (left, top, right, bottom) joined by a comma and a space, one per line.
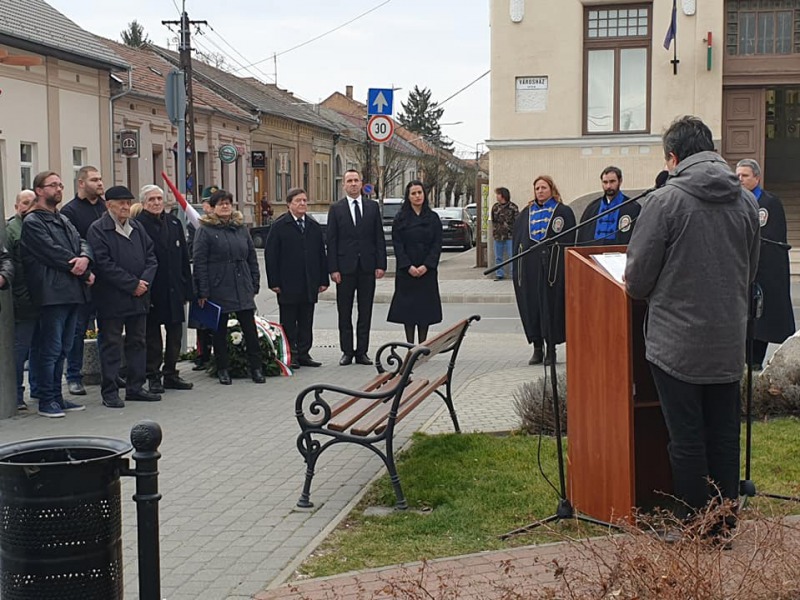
298, 417, 800, 578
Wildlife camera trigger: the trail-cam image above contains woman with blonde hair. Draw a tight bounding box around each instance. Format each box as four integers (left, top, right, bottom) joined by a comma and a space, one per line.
512, 175, 576, 366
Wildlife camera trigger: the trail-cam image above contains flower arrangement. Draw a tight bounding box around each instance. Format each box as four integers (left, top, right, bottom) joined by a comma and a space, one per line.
211, 314, 293, 378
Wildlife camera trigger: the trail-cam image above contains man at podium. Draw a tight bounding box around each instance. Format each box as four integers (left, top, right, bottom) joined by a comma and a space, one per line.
624, 116, 760, 529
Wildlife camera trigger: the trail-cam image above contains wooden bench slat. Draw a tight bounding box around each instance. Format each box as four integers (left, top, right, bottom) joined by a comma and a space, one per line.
328, 372, 395, 418
350, 378, 431, 436
414, 325, 463, 366
376, 374, 449, 435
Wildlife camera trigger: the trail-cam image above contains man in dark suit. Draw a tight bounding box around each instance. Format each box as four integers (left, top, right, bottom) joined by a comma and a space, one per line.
326, 169, 387, 365
265, 187, 329, 369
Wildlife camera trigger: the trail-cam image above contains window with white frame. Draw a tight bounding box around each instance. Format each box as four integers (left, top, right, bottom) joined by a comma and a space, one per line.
72, 147, 86, 195
20, 143, 34, 190
584, 5, 651, 134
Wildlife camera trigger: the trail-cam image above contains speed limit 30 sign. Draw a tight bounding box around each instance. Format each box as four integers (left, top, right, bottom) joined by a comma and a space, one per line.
367, 115, 395, 143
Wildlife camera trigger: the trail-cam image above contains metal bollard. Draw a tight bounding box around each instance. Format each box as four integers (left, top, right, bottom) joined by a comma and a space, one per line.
127, 420, 163, 600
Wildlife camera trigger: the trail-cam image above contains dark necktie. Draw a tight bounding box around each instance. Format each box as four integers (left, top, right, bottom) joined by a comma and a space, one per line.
296, 218, 304, 232
353, 200, 362, 226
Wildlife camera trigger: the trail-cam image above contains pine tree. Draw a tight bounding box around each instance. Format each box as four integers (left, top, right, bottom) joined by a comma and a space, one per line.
121, 20, 151, 48
397, 86, 453, 151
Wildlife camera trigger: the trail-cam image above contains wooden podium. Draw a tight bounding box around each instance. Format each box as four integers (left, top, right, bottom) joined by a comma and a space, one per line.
565, 246, 672, 522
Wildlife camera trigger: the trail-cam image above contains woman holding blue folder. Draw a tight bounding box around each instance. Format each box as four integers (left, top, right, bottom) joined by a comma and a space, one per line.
193, 189, 265, 385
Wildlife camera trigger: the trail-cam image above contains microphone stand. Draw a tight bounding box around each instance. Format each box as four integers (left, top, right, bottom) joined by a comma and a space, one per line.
497, 189, 657, 538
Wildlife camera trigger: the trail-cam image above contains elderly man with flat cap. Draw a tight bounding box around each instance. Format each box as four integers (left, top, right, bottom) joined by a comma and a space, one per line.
87, 185, 159, 408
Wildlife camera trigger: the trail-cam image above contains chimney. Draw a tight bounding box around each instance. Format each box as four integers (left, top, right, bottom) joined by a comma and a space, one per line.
345, 85, 353, 99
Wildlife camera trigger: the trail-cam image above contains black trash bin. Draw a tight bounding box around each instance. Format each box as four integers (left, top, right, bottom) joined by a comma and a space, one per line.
0, 436, 132, 600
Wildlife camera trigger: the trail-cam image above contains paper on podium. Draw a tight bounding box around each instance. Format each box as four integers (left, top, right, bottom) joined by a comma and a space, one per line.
591, 252, 627, 284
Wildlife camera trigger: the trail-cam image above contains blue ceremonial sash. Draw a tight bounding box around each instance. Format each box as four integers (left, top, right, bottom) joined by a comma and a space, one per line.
594, 191, 624, 241
529, 198, 557, 241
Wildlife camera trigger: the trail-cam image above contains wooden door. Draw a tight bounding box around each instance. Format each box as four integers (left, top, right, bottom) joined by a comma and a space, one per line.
722, 88, 765, 170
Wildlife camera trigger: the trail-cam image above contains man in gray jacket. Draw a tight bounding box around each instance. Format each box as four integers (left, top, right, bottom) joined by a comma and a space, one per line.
625, 116, 760, 535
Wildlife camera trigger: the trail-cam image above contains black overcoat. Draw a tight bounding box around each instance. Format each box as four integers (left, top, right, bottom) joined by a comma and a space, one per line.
192, 212, 260, 314
576, 195, 641, 246
264, 213, 329, 305
0, 245, 12, 314
754, 190, 795, 343
136, 210, 193, 324
87, 212, 157, 320
512, 201, 576, 346
387, 207, 443, 326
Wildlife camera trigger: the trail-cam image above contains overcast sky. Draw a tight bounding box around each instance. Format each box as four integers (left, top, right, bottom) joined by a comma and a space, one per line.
47, 0, 490, 157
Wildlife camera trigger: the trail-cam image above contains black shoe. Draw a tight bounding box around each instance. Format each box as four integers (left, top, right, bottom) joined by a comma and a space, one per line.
217, 369, 232, 385
68, 381, 87, 396
544, 349, 557, 367
290, 361, 301, 370
148, 377, 165, 394
355, 354, 373, 366
339, 354, 353, 366
251, 368, 266, 384
127, 389, 162, 402
115, 376, 127, 388
163, 375, 194, 390
192, 361, 208, 371
102, 396, 125, 409
529, 346, 544, 365
299, 356, 322, 367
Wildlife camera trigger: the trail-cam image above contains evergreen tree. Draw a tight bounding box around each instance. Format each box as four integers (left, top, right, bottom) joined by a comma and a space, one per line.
121, 20, 150, 48
397, 86, 453, 151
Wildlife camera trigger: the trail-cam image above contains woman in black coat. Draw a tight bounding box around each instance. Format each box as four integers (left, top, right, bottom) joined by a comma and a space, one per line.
512, 175, 576, 366
387, 180, 443, 344
192, 189, 264, 385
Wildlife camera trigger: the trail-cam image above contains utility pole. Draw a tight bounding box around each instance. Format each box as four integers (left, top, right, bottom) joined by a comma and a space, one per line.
163, 7, 206, 203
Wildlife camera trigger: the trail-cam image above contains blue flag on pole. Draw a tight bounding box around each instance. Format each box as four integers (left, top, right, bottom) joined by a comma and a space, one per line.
663, 0, 677, 50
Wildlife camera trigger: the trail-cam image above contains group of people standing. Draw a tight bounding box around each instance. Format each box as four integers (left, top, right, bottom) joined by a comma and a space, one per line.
496, 115, 793, 541
265, 170, 443, 372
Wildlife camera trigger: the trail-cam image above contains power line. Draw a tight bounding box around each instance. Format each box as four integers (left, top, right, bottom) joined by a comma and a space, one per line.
204, 24, 275, 82
235, 0, 393, 71
194, 30, 274, 82
439, 69, 490, 107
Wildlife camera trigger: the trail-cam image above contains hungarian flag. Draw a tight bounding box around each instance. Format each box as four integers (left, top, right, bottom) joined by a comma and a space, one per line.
663, 0, 677, 50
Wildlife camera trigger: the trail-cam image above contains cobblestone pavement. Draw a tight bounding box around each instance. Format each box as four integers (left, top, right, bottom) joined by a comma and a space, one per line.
0, 324, 539, 600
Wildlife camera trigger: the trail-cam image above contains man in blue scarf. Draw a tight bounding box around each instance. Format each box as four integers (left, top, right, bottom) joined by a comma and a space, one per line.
576, 166, 641, 246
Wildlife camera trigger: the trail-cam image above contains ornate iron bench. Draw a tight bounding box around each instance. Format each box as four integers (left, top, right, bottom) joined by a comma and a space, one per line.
295, 315, 480, 510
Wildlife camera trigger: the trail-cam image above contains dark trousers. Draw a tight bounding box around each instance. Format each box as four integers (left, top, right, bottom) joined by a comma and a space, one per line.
214, 309, 261, 371
13, 319, 38, 405
336, 270, 376, 356
33, 304, 77, 409
99, 314, 147, 400
66, 301, 95, 383
196, 328, 213, 363
280, 302, 315, 359
146, 317, 183, 378
649, 362, 741, 517
747, 339, 768, 368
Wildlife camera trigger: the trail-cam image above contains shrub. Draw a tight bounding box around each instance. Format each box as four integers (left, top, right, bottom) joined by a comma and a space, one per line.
513, 372, 567, 435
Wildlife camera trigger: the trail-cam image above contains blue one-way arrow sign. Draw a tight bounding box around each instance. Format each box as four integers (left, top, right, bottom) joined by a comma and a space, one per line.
367, 88, 393, 116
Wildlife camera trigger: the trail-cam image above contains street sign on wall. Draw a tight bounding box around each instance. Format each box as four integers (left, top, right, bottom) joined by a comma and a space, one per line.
367, 88, 393, 116
367, 115, 394, 144
218, 144, 238, 164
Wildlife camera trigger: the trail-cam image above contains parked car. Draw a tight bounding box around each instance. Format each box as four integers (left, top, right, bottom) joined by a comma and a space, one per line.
433, 207, 475, 251
465, 203, 477, 225
307, 211, 328, 244
381, 198, 403, 254
249, 224, 271, 249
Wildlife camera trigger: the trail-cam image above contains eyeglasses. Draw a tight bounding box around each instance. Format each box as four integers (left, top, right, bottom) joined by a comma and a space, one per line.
42, 182, 64, 189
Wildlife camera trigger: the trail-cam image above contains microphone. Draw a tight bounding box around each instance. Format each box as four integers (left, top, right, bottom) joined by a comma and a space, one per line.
655, 170, 669, 188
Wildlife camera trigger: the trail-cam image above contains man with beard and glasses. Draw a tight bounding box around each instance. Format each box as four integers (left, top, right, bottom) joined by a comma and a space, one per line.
21, 171, 94, 418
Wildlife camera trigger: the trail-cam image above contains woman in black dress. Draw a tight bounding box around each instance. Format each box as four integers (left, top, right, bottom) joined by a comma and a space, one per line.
387, 180, 443, 344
